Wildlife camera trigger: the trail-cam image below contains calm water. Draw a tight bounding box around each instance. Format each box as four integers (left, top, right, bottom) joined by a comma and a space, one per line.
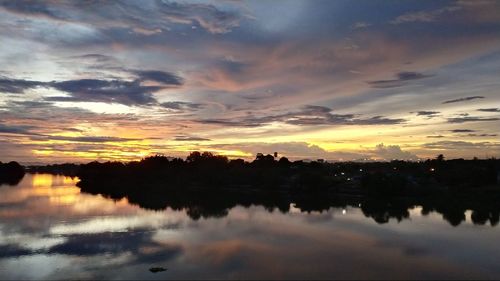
1, 174, 500, 280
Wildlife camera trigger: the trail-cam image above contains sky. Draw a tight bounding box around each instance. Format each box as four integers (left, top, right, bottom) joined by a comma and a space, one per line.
0, 0, 499, 164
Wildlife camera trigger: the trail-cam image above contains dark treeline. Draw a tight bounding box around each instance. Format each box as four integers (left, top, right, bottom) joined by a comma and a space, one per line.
0, 161, 25, 186
76, 152, 336, 192
74, 152, 499, 195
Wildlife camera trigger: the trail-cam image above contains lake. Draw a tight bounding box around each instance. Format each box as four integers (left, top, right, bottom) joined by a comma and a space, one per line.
1, 173, 500, 280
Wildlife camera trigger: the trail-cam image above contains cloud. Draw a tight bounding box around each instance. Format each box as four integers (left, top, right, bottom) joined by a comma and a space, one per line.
157, 1, 241, 34
0, 123, 37, 135
442, 96, 484, 104
0, 244, 33, 258
427, 135, 445, 138
199, 105, 405, 127
1, 115, 141, 144
0, 78, 45, 94
0, 0, 243, 34
174, 135, 211, 141
465, 133, 498, 137
415, 111, 440, 116
372, 143, 418, 160
48, 79, 162, 105
423, 141, 500, 150
9, 101, 53, 108
131, 27, 163, 36
368, 72, 432, 88
133, 70, 183, 85
1, 71, 183, 106
414, 111, 440, 119
477, 108, 500, 112
390, 6, 462, 24
447, 116, 500, 123
40, 135, 140, 143
450, 129, 476, 133
0, 0, 63, 20
207, 141, 364, 160
70, 54, 116, 63
351, 22, 371, 29
160, 101, 204, 111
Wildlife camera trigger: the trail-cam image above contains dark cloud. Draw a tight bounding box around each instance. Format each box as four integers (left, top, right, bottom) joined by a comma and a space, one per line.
447, 116, 500, 123
450, 129, 476, 133
0, 123, 37, 135
442, 96, 485, 104
477, 108, 500, 112
199, 105, 405, 127
465, 133, 498, 137
133, 70, 183, 85
160, 101, 204, 111
42, 135, 140, 143
65, 127, 85, 133
423, 141, 500, 150
1, 72, 183, 106
353, 116, 407, 125
71, 54, 116, 63
197, 118, 258, 127
10, 101, 53, 108
42, 96, 80, 102
427, 135, 445, 138
0, 78, 45, 94
415, 111, 440, 116
68, 54, 118, 65
368, 71, 432, 88
0, 244, 33, 258
49, 79, 161, 106
174, 135, 211, 141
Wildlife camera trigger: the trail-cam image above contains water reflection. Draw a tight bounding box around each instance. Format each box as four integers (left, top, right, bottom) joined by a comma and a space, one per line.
80, 180, 500, 227
1, 174, 500, 279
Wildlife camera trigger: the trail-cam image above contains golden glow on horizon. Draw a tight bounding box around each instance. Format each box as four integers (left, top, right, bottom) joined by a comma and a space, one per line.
11, 105, 497, 163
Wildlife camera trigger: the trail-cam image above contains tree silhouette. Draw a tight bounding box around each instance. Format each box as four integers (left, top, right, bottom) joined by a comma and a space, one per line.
0, 161, 25, 185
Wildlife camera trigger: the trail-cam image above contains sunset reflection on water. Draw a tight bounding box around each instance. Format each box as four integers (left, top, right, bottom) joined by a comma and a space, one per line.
1, 174, 500, 280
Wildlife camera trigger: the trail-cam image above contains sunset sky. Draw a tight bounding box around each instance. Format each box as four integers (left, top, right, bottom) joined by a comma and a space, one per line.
0, 0, 499, 164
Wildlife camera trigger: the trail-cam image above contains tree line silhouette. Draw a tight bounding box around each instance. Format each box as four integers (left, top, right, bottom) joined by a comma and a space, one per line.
71, 152, 499, 194
74, 152, 337, 193
20, 152, 500, 195
0, 161, 25, 185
